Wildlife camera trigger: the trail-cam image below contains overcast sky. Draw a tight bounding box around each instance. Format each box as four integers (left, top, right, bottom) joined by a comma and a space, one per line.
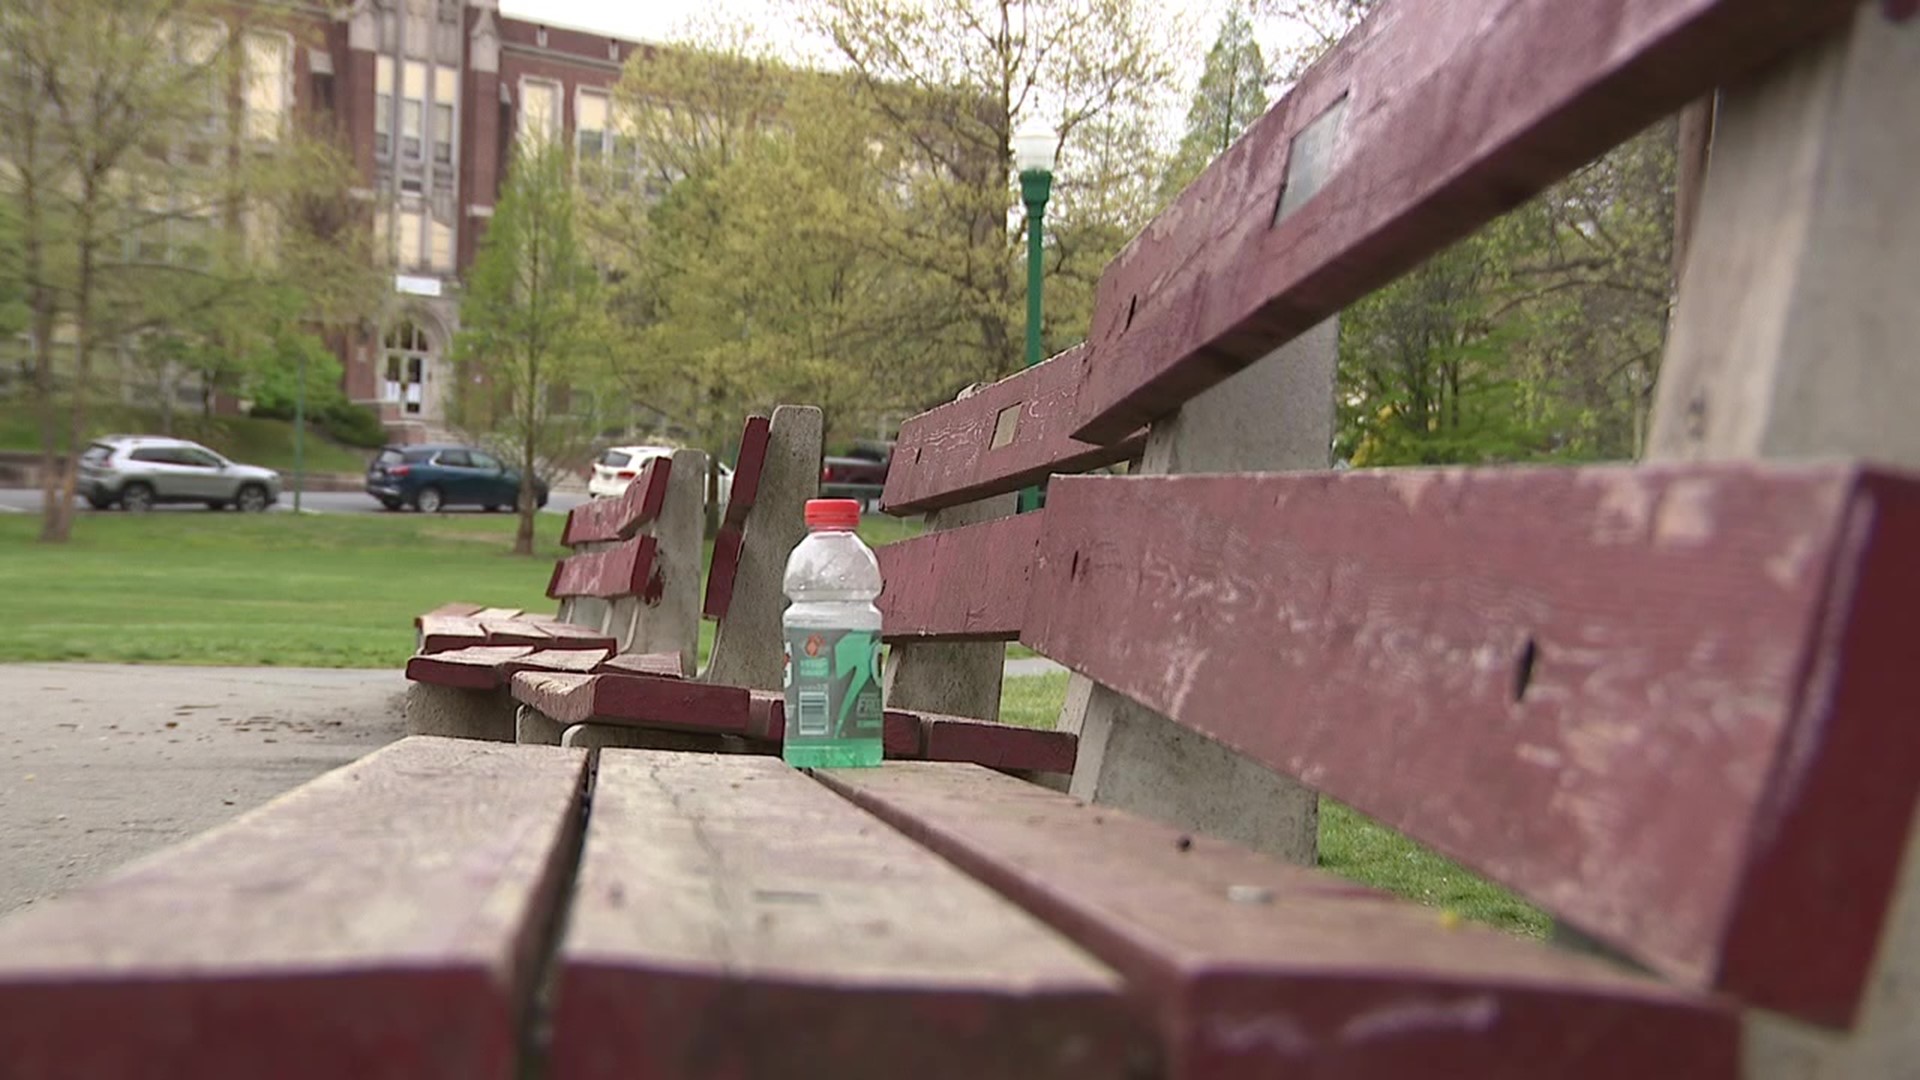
496, 0, 1319, 136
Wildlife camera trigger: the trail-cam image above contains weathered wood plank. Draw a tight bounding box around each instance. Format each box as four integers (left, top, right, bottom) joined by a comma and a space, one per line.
721, 414, 771, 531
473, 607, 523, 621
406, 645, 537, 689
919, 714, 1076, 776
418, 615, 488, 654
509, 672, 753, 737
530, 620, 619, 647
817, 763, 1737, 1079
596, 651, 685, 680
880, 347, 1146, 515
704, 406, 823, 687
1025, 464, 1920, 1027
548, 751, 1150, 1079
1068, 0, 1860, 443
547, 536, 659, 601
744, 695, 1071, 775
505, 648, 612, 677
415, 601, 486, 627
0, 737, 589, 1080
701, 526, 746, 621
478, 618, 549, 645
561, 456, 674, 547
876, 511, 1042, 642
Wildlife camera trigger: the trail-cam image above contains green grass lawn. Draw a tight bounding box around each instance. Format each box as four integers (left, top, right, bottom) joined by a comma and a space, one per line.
0, 510, 574, 667
0, 403, 375, 475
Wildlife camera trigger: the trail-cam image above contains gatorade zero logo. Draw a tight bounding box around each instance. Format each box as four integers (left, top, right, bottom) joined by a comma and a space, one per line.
804, 633, 825, 658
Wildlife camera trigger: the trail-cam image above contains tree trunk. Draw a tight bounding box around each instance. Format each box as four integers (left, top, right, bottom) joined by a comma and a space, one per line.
32, 299, 63, 535
516, 386, 537, 557
43, 236, 96, 544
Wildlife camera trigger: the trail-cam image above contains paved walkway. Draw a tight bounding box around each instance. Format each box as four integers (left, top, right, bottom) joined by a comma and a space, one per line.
0, 664, 408, 916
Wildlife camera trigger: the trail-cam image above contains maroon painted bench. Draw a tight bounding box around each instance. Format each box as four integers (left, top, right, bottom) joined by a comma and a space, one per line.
402, 456, 686, 741
407, 409, 823, 746
2, 2, 1912, 1076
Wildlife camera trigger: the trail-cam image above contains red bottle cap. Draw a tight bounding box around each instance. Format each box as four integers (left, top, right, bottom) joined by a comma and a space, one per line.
805, 499, 862, 530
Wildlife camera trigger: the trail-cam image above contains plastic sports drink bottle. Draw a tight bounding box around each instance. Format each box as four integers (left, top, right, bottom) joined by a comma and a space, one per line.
781, 498, 884, 768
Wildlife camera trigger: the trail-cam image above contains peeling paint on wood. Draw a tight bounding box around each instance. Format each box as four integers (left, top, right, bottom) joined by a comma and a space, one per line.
876, 512, 1043, 642
1023, 463, 1920, 1027
1069, 0, 1860, 442
818, 763, 1737, 1078
882, 347, 1146, 515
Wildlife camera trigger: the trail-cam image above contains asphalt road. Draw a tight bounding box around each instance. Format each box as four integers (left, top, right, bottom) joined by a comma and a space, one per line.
0, 487, 589, 516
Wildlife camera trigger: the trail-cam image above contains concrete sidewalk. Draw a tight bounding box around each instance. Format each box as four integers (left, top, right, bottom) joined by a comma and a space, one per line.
0, 664, 408, 916
0, 657, 1066, 916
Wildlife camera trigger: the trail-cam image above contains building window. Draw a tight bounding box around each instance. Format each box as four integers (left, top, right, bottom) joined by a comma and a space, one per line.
432, 66, 456, 165
402, 60, 426, 159
429, 217, 453, 271
398, 206, 424, 270
375, 56, 393, 157
519, 78, 559, 150
576, 89, 607, 165
242, 31, 291, 142
175, 20, 225, 136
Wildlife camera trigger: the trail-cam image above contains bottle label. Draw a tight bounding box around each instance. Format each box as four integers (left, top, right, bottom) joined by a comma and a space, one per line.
783, 627, 883, 742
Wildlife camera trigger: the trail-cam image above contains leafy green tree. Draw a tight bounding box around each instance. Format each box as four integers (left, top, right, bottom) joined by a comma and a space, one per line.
452, 139, 612, 556
0, 0, 377, 542
1160, 4, 1267, 200
799, 0, 1179, 400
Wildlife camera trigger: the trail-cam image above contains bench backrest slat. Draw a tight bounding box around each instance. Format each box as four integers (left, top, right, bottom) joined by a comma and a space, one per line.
561, 456, 673, 547
876, 511, 1040, 642
880, 346, 1145, 515
1068, 0, 1859, 443
1022, 463, 1920, 1027
547, 535, 659, 601
702, 413, 773, 622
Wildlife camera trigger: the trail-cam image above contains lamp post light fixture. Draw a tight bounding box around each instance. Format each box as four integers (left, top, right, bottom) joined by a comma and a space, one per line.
1011, 119, 1054, 513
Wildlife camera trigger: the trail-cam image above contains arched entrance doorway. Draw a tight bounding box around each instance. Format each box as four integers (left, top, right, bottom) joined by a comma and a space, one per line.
382, 320, 437, 419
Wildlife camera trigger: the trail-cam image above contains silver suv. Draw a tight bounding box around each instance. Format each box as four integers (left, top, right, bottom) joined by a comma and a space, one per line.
78, 436, 282, 513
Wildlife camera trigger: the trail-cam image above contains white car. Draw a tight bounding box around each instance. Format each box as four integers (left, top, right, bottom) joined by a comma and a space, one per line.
588, 445, 734, 508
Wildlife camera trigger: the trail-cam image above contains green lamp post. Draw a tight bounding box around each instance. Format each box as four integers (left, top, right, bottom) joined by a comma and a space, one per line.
1012, 120, 1054, 513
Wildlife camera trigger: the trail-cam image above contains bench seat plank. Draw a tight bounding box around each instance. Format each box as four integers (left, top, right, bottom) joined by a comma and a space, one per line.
407, 645, 538, 689
415, 601, 486, 626
478, 618, 550, 645
876, 511, 1041, 642
0, 737, 589, 1080
548, 751, 1150, 1079
419, 614, 488, 654
818, 763, 1738, 1079
741, 693, 1073, 775
512, 672, 752, 736
472, 607, 523, 621
880, 347, 1146, 515
596, 651, 686, 680
1027, 463, 1920, 1026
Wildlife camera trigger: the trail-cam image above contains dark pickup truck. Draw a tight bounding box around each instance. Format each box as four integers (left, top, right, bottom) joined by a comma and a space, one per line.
821, 443, 891, 507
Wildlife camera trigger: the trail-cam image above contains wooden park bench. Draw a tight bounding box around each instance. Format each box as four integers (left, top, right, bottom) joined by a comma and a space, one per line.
401, 410, 810, 741
0, 2, 1913, 1076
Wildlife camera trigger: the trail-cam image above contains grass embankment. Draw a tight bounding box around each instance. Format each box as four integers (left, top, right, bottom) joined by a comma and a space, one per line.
0, 403, 375, 475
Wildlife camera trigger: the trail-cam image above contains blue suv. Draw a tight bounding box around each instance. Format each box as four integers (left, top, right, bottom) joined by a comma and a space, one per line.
365, 444, 549, 513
